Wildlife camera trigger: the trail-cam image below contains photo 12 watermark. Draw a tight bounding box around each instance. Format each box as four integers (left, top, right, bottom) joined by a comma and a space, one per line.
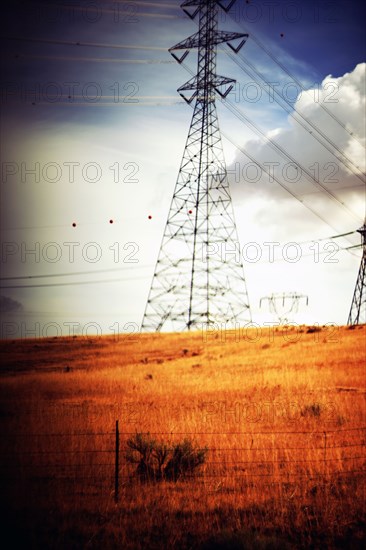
0, 320, 141, 340
1, 161, 139, 184
1, 81, 140, 104
201, 240, 339, 264
1, 241, 140, 264
201, 321, 340, 343
200, 400, 338, 425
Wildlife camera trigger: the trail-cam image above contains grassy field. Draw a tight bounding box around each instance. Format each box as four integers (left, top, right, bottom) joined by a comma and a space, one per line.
0, 324, 365, 549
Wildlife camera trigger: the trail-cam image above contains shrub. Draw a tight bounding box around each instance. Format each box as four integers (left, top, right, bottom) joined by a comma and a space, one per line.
165, 438, 207, 481
126, 433, 207, 482
306, 326, 322, 334
301, 403, 322, 418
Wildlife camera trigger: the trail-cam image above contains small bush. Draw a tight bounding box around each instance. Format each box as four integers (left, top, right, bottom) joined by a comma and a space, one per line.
165, 438, 207, 481
306, 326, 322, 334
301, 403, 322, 418
126, 433, 207, 482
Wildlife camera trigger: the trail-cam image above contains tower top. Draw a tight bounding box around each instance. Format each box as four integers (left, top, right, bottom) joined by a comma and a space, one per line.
168, 0, 248, 104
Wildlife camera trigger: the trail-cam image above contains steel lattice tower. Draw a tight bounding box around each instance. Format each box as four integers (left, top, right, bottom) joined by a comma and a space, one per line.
260, 293, 308, 325
141, 0, 251, 332
347, 221, 366, 325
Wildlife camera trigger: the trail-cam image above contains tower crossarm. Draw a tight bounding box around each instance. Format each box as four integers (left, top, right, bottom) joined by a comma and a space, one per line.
357, 223, 366, 246
169, 30, 248, 59
181, 0, 239, 18
178, 75, 236, 103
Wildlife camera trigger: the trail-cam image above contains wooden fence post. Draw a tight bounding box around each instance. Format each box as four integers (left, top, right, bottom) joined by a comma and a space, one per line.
323, 431, 327, 477
114, 420, 119, 503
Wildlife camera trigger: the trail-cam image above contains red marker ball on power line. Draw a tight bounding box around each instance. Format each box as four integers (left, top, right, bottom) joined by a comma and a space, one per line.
148, 215, 152, 220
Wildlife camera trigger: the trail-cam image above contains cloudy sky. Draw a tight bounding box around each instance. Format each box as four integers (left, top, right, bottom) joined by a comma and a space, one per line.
1, 0, 365, 338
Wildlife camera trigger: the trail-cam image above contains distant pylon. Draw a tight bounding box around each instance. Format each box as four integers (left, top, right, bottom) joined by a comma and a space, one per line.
347, 221, 366, 325
260, 292, 308, 325
141, 0, 251, 332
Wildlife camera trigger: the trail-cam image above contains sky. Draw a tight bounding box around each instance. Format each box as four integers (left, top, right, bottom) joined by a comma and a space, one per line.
0, 0, 365, 339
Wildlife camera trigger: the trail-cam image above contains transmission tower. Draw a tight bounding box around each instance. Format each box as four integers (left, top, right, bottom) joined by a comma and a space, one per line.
260, 293, 309, 325
347, 221, 366, 325
141, 0, 251, 332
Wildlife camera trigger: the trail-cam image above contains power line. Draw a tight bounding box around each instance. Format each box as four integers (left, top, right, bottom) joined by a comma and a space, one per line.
226, 49, 365, 184
180, 59, 362, 228
2, 36, 171, 50
0, 264, 152, 281
116, 1, 178, 8
240, 31, 365, 149
0, 274, 150, 289
221, 96, 362, 223
5, 100, 182, 107
191, 10, 365, 157
1, 218, 156, 231
29, 3, 182, 19
3, 96, 182, 107
0, 244, 360, 289
177, 18, 366, 261
295, 230, 356, 245
346, 243, 363, 250
7, 53, 175, 64
221, 126, 361, 251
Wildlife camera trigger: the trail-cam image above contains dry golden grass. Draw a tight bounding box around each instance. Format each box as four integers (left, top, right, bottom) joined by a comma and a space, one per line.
0, 324, 365, 549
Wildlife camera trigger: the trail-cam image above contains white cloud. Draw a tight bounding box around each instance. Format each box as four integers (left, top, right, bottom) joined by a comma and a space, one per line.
227, 63, 365, 325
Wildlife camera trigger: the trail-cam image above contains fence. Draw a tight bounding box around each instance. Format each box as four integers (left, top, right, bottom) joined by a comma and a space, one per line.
1, 423, 365, 503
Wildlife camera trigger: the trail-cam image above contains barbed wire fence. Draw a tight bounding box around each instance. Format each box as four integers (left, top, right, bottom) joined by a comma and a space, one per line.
1, 423, 365, 503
